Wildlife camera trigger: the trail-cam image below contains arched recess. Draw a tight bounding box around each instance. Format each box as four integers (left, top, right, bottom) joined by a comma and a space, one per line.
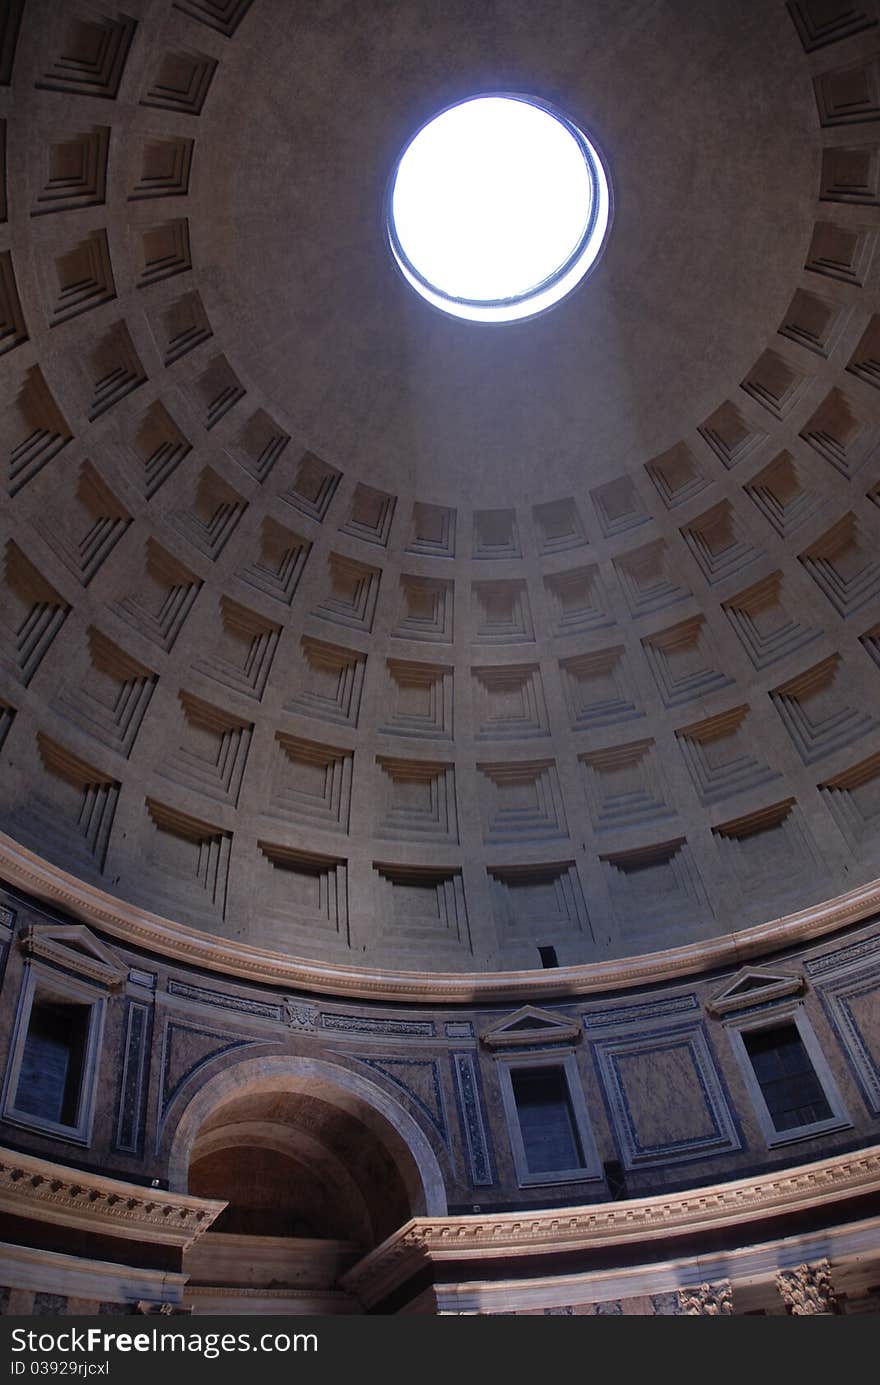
166, 1053, 448, 1228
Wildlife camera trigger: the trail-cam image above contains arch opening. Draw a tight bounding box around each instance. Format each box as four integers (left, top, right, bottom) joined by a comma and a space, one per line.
169, 1056, 447, 1310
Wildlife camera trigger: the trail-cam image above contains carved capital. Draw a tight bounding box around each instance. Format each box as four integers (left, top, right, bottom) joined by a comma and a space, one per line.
776, 1260, 835, 1315
676, 1281, 734, 1315
135, 1302, 192, 1316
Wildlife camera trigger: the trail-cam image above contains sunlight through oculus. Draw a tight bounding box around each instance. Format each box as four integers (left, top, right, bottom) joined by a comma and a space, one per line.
387, 95, 611, 323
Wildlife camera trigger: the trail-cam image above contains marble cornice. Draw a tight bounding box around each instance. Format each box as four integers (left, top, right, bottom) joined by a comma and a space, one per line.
342, 1144, 880, 1306
0, 1146, 226, 1250
1, 833, 879, 1004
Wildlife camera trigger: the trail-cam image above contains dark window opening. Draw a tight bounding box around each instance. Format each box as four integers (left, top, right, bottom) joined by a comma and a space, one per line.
538, 946, 558, 968
16, 999, 89, 1127
512, 1066, 583, 1174
603, 1159, 627, 1200
743, 1023, 832, 1132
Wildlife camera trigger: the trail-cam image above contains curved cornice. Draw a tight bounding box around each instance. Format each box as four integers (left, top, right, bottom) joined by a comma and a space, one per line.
342, 1144, 880, 1306
0, 1145, 225, 1251
2, 832, 878, 1004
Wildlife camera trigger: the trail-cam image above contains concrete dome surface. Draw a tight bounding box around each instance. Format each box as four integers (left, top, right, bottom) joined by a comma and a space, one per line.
0, 0, 879, 978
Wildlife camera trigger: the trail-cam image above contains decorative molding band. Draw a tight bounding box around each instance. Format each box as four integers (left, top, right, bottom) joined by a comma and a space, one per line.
405, 1215, 880, 1317
1, 832, 880, 1004
0, 1146, 225, 1250
342, 1144, 880, 1305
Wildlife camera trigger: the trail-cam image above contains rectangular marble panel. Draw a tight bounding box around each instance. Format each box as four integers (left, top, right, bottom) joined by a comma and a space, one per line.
591, 1023, 741, 1169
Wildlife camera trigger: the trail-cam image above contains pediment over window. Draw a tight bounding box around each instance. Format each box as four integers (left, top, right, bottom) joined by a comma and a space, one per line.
706, 967, 805, 1017
19, 923, 127, 988
480, 1005, 581, 1049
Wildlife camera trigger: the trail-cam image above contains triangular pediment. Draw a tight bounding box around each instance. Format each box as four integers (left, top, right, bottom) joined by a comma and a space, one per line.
706, 966, 804, 1017
480, 1004, 581, 1048
20, 923, 127, 987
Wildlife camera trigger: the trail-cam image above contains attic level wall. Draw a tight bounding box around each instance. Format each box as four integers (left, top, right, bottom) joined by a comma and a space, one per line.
0, 881, 879, 1213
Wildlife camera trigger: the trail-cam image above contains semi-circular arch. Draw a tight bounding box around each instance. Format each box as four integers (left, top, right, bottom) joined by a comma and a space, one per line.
166, 1052, 448, 1220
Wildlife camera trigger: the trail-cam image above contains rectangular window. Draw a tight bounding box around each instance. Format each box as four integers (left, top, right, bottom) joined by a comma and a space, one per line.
1, 963, 107, 1146
512, 1066, 584, 1175
497, 1051, 601, 1187
15, 999, 89, 1127
743, 1023, 832, 1132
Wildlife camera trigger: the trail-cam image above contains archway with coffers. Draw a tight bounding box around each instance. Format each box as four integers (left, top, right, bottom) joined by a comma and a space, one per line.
166, 1054, 447, 1310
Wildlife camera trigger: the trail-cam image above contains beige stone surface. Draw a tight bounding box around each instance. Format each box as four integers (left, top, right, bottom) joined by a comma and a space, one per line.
1, 0, 880, 982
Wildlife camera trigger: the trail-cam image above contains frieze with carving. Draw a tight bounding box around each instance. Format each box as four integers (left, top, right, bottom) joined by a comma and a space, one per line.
342, 1147, 880, 1305
0, 1147, 225, 1249
284, 997, 320, 1031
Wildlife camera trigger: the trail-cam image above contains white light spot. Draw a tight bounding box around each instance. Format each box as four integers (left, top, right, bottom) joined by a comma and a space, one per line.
388, 95, 610, 324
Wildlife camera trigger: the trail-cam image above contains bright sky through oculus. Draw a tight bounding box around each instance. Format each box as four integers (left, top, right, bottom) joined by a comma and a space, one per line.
388, 95, 610, 323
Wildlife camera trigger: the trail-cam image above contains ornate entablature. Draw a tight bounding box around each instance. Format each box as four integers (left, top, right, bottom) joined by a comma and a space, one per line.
341, 1145, 880, 1309
0, 1146, 225, 1250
